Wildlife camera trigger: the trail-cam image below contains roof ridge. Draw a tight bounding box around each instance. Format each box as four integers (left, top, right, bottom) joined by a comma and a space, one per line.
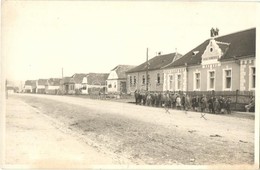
210, 27, 255, 40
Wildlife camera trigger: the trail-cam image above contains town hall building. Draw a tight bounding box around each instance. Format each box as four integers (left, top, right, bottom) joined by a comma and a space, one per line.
163, 28, 255, 92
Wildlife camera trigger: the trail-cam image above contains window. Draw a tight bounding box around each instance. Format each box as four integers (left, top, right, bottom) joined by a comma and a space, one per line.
210, 48, 213, 52
209, 71, 215, 89
194, 72, 200, 90
130, 76, 132, 86
224, 70, 232, 89
142, 75, 145, 85
108, 84, 112, 88
114, 82, 116, 88
134, 76, 136, 86
252, 67, 256, 89
70, 84, 74, 90
177, 74, 181, 90
169, 75, 173, 90
157, 73, 161, 84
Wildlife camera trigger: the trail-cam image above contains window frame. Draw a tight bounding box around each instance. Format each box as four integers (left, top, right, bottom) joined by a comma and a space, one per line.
249, 66, 255, 90
142, 75, 146, 85
222, 68, 232, 91
207, 69, 216, 91
175, 73, 182, 91
193, 71, 201, 91
157, 73, 161, 84
168, 74, 174, 91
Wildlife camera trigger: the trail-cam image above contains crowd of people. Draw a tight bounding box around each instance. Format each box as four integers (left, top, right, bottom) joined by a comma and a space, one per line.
134, 90, 255, 114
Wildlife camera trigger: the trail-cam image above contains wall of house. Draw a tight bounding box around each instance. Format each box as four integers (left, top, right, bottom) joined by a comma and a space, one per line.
107, 80, 119, 92
126, 70, 164, 94
240, 58, 255, 91
187, 61, 240, 91
74, 83, 83, 89
163, 67, 187, 92
82, 84, 106, 94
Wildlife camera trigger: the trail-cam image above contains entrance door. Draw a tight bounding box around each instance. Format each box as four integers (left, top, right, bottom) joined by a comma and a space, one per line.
120, 82, 127, 93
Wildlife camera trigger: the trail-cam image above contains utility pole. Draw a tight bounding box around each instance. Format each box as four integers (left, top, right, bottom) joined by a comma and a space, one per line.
146, 48, 149, 91
62, 67, 64, 78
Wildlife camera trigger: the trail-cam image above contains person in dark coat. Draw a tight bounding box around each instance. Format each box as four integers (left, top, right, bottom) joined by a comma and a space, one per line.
208, 96, 214, 113
225, 97, 232, 114
182, 93, 186, 111
218, 96, 226, 114
192, 95, 200, 112
213, 97, 220, 114
200, 95, 207, 113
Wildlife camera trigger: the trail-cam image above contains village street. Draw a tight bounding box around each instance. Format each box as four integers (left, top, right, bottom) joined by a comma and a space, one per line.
5, 93, 254, 167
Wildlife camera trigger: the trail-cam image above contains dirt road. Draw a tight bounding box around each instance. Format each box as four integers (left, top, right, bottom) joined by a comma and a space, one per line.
5, 96, 125, 168
5, 94, 255, 166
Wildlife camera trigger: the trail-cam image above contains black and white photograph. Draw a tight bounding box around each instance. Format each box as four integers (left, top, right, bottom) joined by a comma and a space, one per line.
1, 1, 259, 169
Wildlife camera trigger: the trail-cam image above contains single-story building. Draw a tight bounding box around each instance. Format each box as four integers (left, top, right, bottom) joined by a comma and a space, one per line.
163, 28, 255, 92
82, 73, 109, 94
126, 52, 182, 94
106, 65, 135, 94
60, 77, 76, 95
24, 80, 37, 93
36, 79, 48, 94
45, 78, 61, 95
71, 73, 88, 94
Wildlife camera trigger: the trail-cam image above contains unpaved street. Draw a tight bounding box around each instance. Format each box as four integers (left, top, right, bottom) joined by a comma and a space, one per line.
5, 96, 124, 168
5, 94, 254, 166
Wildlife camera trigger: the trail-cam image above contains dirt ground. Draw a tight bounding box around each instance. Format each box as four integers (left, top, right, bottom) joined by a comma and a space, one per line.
5, 94, 255, 166
5, 96, 124, 168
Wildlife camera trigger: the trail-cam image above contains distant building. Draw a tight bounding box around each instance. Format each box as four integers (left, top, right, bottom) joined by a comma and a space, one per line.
82, 73, 109, 94
60, 77, 75, 95
163, 28, 256, 92
71, 73, 88, 94
36, 79, 48, 94
24, 80, 37, 93
45, 78, 61, 94
106, 65, 135, 94
126, 52, 182, 94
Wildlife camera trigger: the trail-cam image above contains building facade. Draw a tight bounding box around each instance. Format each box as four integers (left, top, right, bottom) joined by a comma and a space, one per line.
45, 78, 61, 94
106, 65, 135, 94
163, 28, 256, 92
36, 79, 48, 94
126, 52, 182, 94
82, 73, 109, 94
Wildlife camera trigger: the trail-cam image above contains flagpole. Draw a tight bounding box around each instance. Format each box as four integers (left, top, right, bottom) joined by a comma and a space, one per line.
146, 48, 149, 91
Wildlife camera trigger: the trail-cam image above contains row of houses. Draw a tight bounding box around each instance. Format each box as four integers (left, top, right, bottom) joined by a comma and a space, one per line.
126, 28, 256, 94
24, 65, 135, 95
24, 28, 255, 95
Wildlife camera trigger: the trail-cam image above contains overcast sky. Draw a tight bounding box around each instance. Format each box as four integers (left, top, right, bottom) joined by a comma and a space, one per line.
2, 1, 258, 81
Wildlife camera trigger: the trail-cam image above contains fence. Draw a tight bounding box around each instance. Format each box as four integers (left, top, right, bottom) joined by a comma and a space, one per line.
137, 90, 254, 112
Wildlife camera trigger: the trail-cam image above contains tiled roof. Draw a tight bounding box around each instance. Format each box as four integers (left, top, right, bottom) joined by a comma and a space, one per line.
111, 65, 136, 79
61, 77, 75, 84
37, 79, 48, 86
72, 73, 88, 84
24, 80, 37, 87
86, 73, 109, 85
25, 80, 32, 86
165, 28, 255, 68
127, 53, 182, 73
48, 78, 61, 86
